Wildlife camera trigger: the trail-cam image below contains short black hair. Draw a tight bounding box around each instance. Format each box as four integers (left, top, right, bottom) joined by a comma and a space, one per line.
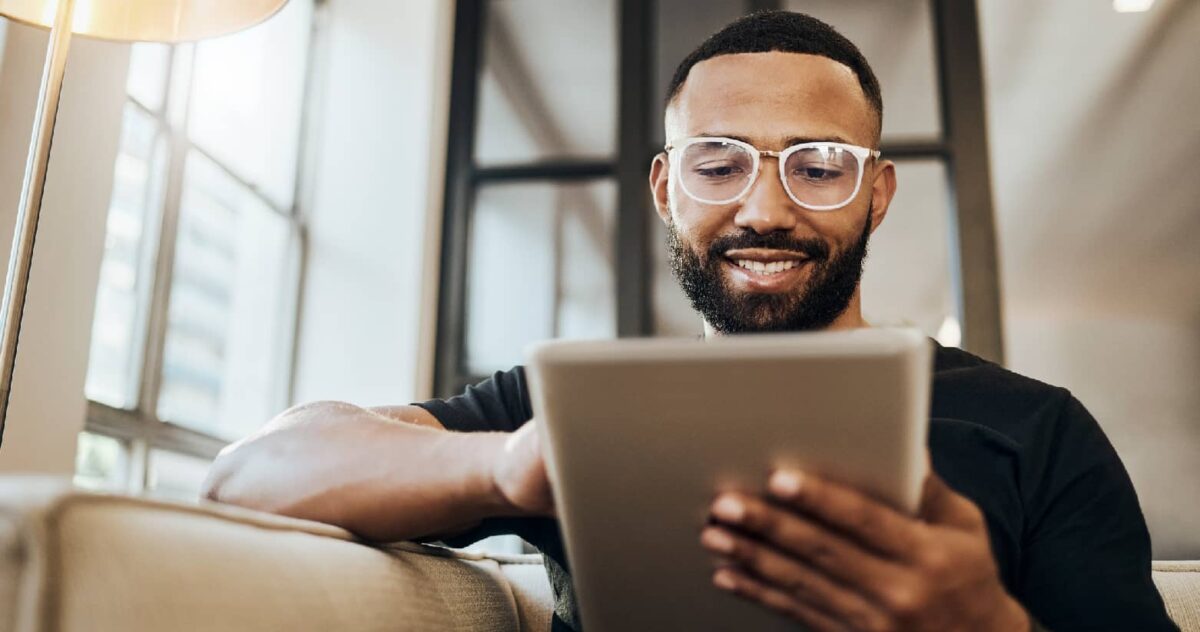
665, 11, 883, 133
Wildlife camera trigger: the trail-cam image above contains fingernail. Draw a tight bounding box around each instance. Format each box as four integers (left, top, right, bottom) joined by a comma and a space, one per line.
712, 496, 745, 523
769, 470, 804, 498
701, 527, 735, 553
713, 568, 738, 591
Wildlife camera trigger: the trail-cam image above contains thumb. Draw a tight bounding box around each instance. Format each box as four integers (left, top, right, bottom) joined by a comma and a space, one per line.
918, 468, 981, 530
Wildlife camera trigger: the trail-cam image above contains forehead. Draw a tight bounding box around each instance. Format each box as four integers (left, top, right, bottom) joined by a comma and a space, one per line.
666, 52, 878, 148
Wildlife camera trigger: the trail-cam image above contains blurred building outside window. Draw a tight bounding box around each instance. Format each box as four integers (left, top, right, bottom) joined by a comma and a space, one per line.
77, 0, 315, 500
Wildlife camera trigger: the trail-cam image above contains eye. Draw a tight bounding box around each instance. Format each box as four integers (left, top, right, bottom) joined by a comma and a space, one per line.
793, 166, 843, 182
694, 163, 745, 178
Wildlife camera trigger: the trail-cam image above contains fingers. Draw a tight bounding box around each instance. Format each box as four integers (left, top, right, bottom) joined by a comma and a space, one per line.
711, 567, 851, 632
766, 468, 926, 559
708, 493, 906, 595
702, 526, 889, 631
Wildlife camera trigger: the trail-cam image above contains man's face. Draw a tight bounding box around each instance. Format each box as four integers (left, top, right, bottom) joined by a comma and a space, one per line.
650, 52, 897, 333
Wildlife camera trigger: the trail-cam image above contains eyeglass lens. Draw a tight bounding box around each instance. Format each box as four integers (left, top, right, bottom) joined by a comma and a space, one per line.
678, 140, 863, 208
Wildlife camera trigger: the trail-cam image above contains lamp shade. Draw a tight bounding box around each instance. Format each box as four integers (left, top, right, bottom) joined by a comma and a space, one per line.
0, 0, 288, 43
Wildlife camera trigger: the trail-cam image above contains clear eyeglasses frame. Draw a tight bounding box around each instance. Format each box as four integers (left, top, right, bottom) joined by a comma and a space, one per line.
664, 136, 882, 211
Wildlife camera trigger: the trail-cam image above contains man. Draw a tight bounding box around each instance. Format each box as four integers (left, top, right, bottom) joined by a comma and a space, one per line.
203, 11, 1177, 632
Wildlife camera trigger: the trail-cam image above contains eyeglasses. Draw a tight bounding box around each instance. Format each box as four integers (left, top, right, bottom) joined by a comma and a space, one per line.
664, 136, 881, 211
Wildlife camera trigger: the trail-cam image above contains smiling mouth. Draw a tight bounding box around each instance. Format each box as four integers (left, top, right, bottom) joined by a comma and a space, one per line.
729, 258, 804, 275
723, 249, 811, 276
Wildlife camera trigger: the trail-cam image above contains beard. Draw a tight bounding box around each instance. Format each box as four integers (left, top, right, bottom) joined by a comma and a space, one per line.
667, 208, 872, 334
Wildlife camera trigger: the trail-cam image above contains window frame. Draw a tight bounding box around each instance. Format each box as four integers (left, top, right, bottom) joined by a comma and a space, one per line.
81, 5, 321, 491
436, 0, 1004, 398
435, 0, 652, 397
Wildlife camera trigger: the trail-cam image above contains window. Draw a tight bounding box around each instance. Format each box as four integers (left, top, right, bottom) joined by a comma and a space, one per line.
77, 1, 315, 500
436, 0, 1004, 398
435, 0, 631, 396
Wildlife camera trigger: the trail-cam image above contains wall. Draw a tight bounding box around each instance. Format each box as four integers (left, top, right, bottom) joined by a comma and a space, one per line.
0, 21, 128, 473
980, 0, 1200, 557
290, 0, 453, 406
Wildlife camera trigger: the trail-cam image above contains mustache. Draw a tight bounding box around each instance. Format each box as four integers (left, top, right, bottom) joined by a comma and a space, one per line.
705, 230, 830, 263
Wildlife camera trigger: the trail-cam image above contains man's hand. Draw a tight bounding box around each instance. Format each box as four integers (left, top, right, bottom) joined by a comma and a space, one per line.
699, 465, 1029, 632
489, 421, 556, 517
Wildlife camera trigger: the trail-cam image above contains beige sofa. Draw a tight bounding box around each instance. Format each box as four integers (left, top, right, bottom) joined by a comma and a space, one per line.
2, 476, 1197, 631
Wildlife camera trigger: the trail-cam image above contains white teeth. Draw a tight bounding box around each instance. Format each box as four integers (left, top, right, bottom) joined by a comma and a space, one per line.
734, 259, 801, 275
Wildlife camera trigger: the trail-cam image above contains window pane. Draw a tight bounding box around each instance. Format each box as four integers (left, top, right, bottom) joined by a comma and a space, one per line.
650, 0, 747, 148
860, 160, 958, 342
74, 432, 128, 492
157, 151, 296, 441
466, 180, 617, 374
126, 43, 170, 112
147, 449, 212, 503
85, 104, 166, 409
187, 0, 312, 208
474, 0, 617, 166
786, 0, 942, 142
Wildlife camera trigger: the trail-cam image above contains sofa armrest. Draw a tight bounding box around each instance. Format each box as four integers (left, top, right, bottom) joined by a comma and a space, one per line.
0, 476, 552, 632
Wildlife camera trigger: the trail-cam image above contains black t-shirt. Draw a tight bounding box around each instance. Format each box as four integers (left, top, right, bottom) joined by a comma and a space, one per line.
416, 343, 1176, 631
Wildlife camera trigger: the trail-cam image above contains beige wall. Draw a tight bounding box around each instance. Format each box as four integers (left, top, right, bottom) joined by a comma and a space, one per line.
1008, 316, 1200, 558
981, 0, 1200, 557
0, 22, 127, 473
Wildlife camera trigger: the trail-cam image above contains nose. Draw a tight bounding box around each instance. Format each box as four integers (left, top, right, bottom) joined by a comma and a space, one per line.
734, 156, 798, 235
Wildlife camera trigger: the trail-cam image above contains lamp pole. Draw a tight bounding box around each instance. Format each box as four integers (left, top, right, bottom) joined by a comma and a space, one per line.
0, 0, 76, 446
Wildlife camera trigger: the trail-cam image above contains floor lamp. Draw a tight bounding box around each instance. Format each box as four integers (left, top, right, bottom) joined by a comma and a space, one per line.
0, 0, 288, 448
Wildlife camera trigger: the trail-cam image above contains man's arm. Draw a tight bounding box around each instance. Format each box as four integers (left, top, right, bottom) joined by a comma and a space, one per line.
1015, 395, 1177, 631
201, 400, 550, 542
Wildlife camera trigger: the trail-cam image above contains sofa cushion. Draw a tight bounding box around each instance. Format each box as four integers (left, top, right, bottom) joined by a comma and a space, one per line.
0, 477, 552, 632
1154, 560, 1200, 631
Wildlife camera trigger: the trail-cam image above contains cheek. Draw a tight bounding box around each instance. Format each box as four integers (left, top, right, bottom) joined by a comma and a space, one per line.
807, 207, 868, 250
670, 195, 732, 247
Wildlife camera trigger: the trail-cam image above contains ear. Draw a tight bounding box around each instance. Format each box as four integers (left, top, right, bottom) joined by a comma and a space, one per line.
649, 152, 671, 226
867, 158, 898, 234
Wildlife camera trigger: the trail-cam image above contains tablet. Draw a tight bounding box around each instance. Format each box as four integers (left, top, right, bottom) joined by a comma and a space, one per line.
525, 328, 932, 631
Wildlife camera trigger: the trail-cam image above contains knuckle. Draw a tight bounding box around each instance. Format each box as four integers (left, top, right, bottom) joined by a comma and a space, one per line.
779, 565, 813, 595
731, 576, 759, 600
731, 539, 760, 567
792, 479, 816, 507
919, 545, 951, 576
748, 506, 774, 534
729, 542, 758, 566
803, 540, 839, 567
882, 584, 925, 617
762, 589, 798, 615
848, 504, 881, 536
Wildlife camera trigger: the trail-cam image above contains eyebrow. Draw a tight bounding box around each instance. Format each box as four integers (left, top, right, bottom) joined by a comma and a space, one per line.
695, 132, 855, 146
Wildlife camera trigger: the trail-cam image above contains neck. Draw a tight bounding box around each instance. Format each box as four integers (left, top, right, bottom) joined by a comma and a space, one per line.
702, 289, 868, 338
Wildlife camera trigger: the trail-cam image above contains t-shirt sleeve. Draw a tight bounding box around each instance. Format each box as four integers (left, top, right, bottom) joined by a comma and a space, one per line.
1017, 392, 1177, 631
413, 367, 534, 433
